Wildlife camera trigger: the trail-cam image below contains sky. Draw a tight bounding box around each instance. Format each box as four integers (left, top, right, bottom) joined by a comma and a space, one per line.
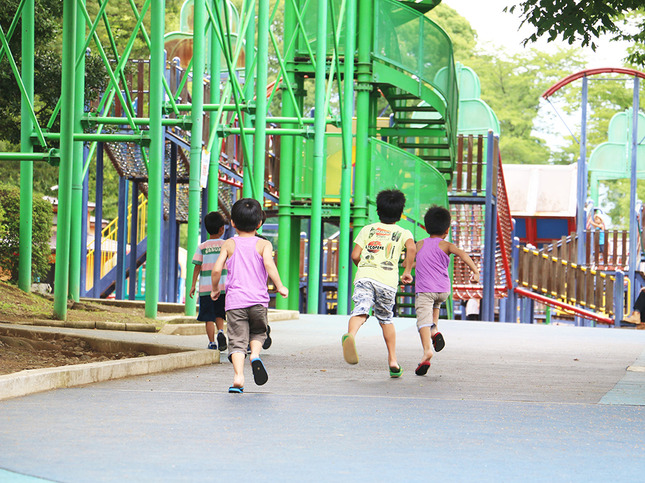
443, 0, 630, 68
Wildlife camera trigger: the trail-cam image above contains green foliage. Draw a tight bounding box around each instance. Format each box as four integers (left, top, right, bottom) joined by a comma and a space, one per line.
0, 184, 53, 282
427, 3, 477, 60
604, 179, 645, 229
506, 1, 645, 68
468, 48, 586, 164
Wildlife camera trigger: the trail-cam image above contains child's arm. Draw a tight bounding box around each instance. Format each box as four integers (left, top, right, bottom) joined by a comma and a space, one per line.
261, 240, 289, 298
188, 263, 200, 298
351, 243, 362, 267
210, 240, 233, 300
447, 242, 480, 283
400, 238, 416, 284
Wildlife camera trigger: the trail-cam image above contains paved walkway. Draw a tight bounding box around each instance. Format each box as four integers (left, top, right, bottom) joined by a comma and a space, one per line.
1, 315, 645, 482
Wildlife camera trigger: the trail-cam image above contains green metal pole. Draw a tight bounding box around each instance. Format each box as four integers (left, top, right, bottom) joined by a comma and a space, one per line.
253, 0, 269, 205
337, 0, 356, 315
242, 0, 255, 199
18, 0, 34, 293
53, 0, 77, 319
353, 0, 372, 233
306, 0, 328, 313
207, 0, 221, 213
276, 0, 296, 310
185, 0, 206, 317
145, 0, 165, 319
69, 0, 87, 302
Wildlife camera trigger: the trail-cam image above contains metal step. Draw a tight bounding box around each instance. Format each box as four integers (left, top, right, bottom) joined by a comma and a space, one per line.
398, 143, 450, 150
394, 106, 438, 112
393, 118, 445, 125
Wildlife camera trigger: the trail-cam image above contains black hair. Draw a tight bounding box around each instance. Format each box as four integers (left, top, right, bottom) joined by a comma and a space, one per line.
231, 198, 264, 232
424, 205, 451, 235
203, 211, 226, 236
376, 189, 406, 223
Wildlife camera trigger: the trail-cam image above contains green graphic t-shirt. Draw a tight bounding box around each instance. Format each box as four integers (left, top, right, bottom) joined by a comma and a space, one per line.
353, 222, 413, 289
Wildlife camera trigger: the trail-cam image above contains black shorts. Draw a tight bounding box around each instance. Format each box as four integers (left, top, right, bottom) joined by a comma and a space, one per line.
197, 293, 226, 321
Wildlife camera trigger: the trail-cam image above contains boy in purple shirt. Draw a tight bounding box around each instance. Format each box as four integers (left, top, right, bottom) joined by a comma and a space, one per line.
414, 206, 479, 376
210, 198, 288, 394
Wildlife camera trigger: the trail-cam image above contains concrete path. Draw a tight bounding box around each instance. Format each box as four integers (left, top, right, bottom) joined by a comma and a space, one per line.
1, 315, 645, 482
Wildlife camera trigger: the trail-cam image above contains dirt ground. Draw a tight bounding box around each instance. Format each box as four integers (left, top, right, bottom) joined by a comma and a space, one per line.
0, 281, 167, 375
0, 334, 148, 375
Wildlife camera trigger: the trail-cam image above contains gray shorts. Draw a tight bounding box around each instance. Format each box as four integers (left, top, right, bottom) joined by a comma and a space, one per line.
415, 292, 449, 330
225, 304, 268, 359
351, 279, 397, 324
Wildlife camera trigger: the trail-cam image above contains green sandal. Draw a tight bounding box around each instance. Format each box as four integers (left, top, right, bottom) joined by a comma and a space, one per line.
389, 365, 403, 378
342, 333, 359, 364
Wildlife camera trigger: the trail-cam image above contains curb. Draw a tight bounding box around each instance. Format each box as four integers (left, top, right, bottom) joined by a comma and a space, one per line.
0, 350, 218, 401
160, 309, 300, 335
0, 325, 219, 401
1, 319, 158, 332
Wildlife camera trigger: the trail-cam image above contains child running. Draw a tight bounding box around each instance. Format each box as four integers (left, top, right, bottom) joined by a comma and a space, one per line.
210, 198, 288, 394
188, 211, 228, 351
342, 189, 416, 377
414, 205, 479, 376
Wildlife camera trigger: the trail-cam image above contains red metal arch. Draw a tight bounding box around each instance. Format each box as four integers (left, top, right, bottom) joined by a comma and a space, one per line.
542, 67, 645, 99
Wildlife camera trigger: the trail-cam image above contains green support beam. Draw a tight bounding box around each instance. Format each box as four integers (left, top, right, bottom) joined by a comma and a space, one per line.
53, 0, 77, 319
144, 0, 165, 319
18, 0, 34, 293
185, 0, 206, 317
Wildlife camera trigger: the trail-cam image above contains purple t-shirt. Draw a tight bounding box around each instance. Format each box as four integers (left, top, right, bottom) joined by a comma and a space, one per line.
415, 237, 450, 293
225, 236, 270, 310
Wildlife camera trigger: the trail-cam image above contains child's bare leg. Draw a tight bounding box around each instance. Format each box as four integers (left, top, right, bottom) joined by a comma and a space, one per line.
215, 317, 225, 332
230, 352, 245, 388
248, 339, 262, 360
418, 326, 433, 363
205, 321, 215, 343
380, 322, 398, 368
431, 307, 440, 336
347, 314, 368, 336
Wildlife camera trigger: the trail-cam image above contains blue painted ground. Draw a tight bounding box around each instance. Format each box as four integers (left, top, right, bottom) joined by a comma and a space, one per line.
1, 316, 644, 482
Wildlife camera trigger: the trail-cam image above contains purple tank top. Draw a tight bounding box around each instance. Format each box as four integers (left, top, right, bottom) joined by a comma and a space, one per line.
415, 237, 450, 293
225, 236, 270, 310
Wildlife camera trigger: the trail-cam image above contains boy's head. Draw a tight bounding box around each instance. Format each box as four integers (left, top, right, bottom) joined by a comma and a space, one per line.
376, 189, 406, 223
203, 211, 226, 236
231, 198, 264, 232
424, 205, 451, 236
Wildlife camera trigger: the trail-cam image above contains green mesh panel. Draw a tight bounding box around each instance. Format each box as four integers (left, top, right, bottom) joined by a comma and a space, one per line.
373, 0, 456, 111
369, 138, 448, 240
293, 133, 345, 199
294, 0, 347, 58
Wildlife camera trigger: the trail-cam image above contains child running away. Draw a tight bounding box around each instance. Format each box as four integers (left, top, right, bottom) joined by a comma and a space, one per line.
210, 198, 288, 394
413, 205, 479, 376
188, 211, 228, 351
342, 189, 416, 377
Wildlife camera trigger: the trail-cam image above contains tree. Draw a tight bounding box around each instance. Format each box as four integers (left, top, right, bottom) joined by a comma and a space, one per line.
0, 184, 53, 282
468, 48, 586, 164
506, 1, 645, 68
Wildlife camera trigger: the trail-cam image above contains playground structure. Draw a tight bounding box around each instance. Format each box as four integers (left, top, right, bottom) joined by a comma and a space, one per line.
3, 0, 642, 326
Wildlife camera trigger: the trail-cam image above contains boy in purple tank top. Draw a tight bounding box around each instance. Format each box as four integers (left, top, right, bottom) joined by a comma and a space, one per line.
414, 206, 479, 376
210, 198, 288, 394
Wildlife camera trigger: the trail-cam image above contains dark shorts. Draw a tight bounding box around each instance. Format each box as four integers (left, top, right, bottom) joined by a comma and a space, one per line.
226, 304, 268, 358
197, 293, 226, 322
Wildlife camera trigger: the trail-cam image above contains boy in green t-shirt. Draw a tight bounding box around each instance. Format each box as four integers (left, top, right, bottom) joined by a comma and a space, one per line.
341, 189, 416, 377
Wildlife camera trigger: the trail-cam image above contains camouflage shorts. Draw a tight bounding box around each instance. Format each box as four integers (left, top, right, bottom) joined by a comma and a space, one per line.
351, 279, 397, 323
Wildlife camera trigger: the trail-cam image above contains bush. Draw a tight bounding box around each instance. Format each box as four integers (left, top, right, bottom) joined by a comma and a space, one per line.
0, 184, 53, 283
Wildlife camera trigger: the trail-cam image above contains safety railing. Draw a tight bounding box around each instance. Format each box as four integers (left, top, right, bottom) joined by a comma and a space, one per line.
516, 245, 626, 318
85, 194, 148, 291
